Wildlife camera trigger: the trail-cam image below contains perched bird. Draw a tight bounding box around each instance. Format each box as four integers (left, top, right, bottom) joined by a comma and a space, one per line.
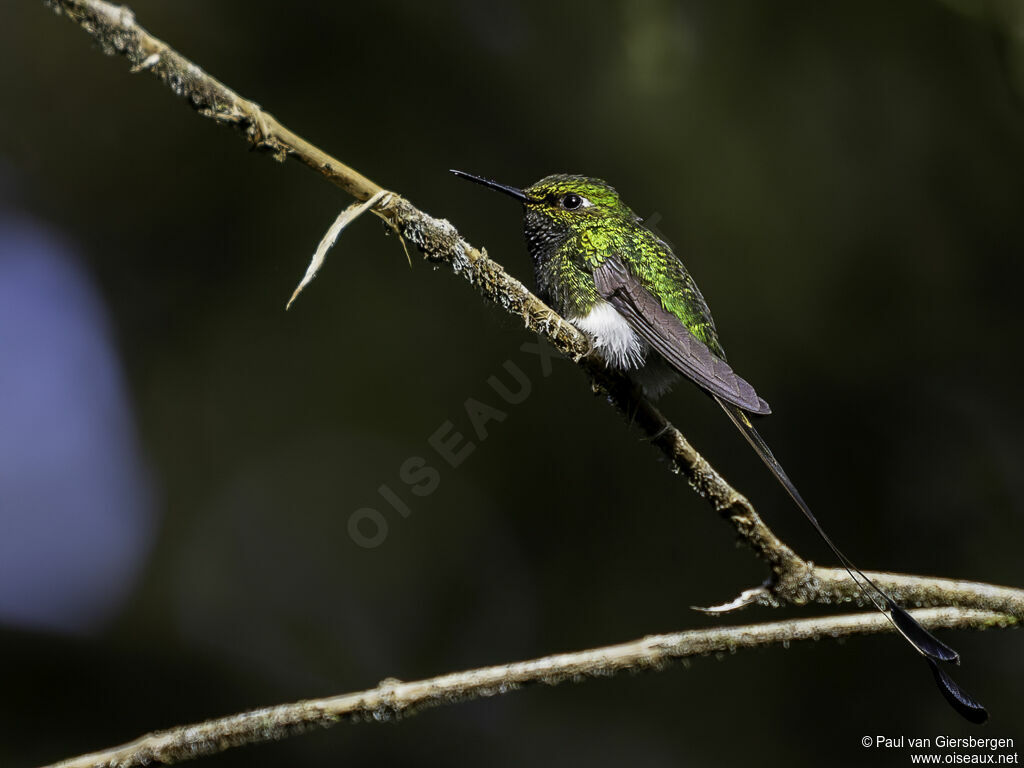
452, 169, 986, 722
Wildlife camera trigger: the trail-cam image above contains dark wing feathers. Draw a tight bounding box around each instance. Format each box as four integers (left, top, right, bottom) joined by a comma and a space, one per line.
593, 257, 770, 415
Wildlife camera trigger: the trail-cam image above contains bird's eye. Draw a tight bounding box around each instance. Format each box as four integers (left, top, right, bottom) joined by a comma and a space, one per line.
562, 193, 583, 210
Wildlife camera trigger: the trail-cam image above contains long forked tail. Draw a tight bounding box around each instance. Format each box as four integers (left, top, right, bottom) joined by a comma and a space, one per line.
715, 397, 987, 723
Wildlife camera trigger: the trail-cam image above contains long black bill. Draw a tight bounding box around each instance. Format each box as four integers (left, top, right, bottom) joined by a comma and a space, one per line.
451, 170, 530, 202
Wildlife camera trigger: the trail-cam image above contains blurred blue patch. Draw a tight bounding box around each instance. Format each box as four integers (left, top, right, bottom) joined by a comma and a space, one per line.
0, 211, 156, 633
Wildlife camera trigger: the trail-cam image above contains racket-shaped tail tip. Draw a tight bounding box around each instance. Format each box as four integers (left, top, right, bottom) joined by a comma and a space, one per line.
889, 603, 960, 663
928, 659, 989, 724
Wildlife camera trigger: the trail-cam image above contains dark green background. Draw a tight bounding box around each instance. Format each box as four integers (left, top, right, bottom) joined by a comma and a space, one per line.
2, 1, 1023, 765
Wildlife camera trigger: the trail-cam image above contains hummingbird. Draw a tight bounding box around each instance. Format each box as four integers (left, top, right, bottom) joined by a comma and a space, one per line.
452, 169, 986, 722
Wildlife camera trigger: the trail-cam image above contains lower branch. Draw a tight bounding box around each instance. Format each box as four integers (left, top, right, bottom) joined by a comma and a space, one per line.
44, 607, 1016, 768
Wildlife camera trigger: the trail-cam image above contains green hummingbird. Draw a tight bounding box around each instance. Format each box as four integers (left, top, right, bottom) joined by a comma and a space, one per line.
452, 169, 986, 722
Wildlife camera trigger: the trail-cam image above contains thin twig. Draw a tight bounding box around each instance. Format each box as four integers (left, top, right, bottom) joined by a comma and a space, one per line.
287, 189, 390, 309
40, 0, 1023, 765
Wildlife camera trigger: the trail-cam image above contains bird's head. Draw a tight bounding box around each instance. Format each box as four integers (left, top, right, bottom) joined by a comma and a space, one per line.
452, 170, 638, 264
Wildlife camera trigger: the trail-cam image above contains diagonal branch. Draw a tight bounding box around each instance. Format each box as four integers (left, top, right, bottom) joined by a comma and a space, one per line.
44, 0, 804, 582
39, 0, 1023, 765
47, 0, 807, 603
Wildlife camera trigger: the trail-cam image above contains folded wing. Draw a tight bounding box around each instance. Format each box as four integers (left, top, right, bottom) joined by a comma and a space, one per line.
593, 256, 770, 415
